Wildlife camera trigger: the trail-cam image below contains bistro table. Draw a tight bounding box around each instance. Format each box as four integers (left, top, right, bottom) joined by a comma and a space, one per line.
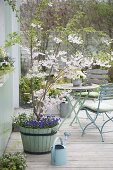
56, 83, 99, 130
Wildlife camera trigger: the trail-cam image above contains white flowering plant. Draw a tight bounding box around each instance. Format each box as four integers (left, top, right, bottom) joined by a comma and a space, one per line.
0, 47, 14, 75
0, 152, 27, 170
20, 25, 93, 123
16, 0, 113, 129
17, 10, 106, 128
0, 32, 21, 76
72, 70, 86, 80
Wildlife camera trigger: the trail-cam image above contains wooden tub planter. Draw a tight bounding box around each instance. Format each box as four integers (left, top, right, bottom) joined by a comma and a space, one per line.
20, 126, 57, 154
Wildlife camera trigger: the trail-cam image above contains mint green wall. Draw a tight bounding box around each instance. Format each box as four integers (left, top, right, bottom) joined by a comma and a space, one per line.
0, 0, 20, 155
0, 2, 14, 156
0, 74, 13, 156
5, 1, 12, 54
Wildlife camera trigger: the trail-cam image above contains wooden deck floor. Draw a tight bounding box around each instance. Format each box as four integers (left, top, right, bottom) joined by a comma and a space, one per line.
6, 110, 113, 170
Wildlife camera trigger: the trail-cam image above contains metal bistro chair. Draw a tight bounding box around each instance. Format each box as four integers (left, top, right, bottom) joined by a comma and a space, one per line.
80, 83, 113, 142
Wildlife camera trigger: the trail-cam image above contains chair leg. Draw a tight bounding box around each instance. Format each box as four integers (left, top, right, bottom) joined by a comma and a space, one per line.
70, 95, 88, 128
82, 110, 104, 142
70, 106, 84, 131
100, 114, 113, 137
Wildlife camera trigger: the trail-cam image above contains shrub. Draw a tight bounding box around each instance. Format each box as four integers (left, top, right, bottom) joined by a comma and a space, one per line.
19, 76, 31, 104
0, 152, 27, 170
19, 76, 43, 105
49, 88, 61, 98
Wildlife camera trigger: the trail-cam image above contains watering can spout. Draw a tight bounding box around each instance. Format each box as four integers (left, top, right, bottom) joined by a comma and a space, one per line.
64, 131, 71, 143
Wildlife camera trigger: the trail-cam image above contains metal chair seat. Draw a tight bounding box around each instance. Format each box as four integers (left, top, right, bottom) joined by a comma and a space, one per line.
82, 101, 113, 113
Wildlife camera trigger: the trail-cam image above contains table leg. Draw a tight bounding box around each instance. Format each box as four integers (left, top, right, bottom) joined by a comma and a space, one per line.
70, 91, 90, 131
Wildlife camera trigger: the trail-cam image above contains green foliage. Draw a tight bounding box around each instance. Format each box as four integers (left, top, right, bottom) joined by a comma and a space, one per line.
33, 76, 43, 91
97, 3, 113, 18
0, 152, 27, 170
0, 32, 21, 75
56, 77, 71, 84
4, 0, 16, 11
19, 77, 31, 104
0, 66, 14, 76
14, 113, 31, 127
93, 51, 111, 63
49, 88, 61, 98
4, 0, 20, 21
19, 76, 43, 105
5, 32, 21, 48
82, 27, 97, 33
0, 56, 14, 76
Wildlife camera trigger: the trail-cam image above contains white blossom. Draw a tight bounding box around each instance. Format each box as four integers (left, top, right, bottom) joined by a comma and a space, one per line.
36, 41, 41, 47
54, 37, 62, 44
68, 34, 83, 44
31, 23, 36, 28
37, 25, 41, 29
0, 47, 7, 58
48, 2, 53, 7
61, 57, 67, 63
58, 51, 67, 56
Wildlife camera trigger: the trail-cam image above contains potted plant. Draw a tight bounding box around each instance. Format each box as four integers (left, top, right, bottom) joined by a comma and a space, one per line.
15, 32, 89, 154
14, 2, 94, 154
0, 47, 14, 85
0, 152, 27, 170
71, 70, 86, 86
14, 113, 60, 154
0, 32, 21, 85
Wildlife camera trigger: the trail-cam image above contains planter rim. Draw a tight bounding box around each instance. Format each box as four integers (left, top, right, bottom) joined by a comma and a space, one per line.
19, 125, 58, 130
20, 130, 57, 136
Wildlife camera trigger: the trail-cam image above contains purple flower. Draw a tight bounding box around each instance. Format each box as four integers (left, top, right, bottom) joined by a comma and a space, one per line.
24, 114, 61, 129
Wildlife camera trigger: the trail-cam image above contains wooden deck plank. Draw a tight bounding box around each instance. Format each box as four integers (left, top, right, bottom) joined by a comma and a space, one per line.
5, 108, 113, 170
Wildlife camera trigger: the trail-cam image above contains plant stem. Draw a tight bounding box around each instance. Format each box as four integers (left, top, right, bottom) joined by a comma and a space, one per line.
30, 35, 37, 116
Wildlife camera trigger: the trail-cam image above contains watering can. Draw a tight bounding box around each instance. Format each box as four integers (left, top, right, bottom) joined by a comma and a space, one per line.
51, 137, 66, 166
51, 132, 71, 166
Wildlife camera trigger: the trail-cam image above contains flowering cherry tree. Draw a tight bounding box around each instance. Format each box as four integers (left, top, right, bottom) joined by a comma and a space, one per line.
19, 0, 113, 119
23, 21, 92, 117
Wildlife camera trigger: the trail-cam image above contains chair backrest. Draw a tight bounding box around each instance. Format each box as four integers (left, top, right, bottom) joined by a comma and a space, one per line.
99, 83, 113, 100
87, 69, 109, 85
95, 84, 113, 112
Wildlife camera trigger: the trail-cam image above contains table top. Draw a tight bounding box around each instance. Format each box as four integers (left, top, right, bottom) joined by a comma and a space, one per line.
55, 83, 99, 91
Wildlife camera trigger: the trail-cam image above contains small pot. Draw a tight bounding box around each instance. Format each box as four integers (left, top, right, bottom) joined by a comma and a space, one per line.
72, 79, 82, 86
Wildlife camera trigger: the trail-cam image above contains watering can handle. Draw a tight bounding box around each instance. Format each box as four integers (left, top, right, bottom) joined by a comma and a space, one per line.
52, 137, 63, 150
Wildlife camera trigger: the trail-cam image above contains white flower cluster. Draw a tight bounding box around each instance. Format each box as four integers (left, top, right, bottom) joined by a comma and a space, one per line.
22, 32, 112, 115
53, 37, 62, 44
48, 2, 53, 7
0, 47, 7, 58
93, 60, 111, 68
68, 34, 83, 44
36, 89, 73, 114
31, 23, 43, 30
